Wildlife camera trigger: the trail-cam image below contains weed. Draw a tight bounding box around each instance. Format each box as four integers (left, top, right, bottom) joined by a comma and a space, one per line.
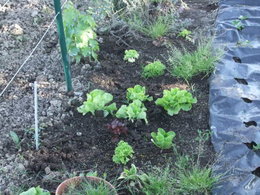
232, 20, 244, 31
174, 166, 218, 195
9, 131, 20, 149
142, 60, 166, 78
178, 29, 192, 41
169, 40, 221, 82
141, 166, 173, 195
63, 177, 115, 195
253, 143, 260, 151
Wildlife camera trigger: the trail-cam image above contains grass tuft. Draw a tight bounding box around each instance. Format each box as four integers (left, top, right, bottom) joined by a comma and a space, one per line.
169, 40, 221, 82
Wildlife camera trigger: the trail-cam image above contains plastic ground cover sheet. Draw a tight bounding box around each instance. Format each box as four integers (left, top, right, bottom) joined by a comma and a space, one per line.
210, 0, 260, 194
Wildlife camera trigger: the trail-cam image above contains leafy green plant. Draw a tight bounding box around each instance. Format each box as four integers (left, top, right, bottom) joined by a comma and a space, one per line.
116, 100, 148, 124
151, 128, 176, 149
232, 20, 244, 31
142, 60, 166, 78
113, 140, 134, 165
63, 2, 99, 62
178, 29, 192, 41
118, 164, 148, 194
253, 143, 260, 151
155, 88, 197, 116
77, 89, 117, 117
123, 49, 139, 63
10, 131, 20, 149
238, 15, 248, 20
20, 186, 50, 195
126, 85, 153, 102
169, 40, 221, 81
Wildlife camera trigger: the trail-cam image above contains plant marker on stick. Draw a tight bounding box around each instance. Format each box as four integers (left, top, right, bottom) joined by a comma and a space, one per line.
34, 81, 39, 150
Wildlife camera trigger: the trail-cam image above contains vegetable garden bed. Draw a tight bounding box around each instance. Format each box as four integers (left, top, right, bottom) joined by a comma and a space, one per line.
0, 0, 219, 194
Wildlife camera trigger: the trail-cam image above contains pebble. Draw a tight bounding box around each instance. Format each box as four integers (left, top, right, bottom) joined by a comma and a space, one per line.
9, 24, 23, 35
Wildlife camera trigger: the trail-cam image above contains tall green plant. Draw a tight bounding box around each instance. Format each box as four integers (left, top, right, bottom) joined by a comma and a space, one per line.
63, 2, 99, 62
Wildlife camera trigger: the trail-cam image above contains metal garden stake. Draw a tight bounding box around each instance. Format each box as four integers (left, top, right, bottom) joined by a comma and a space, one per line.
53, 0, 73, 92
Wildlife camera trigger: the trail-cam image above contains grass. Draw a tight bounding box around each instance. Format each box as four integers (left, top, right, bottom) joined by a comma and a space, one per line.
128, 14, 172, 39
64, 178, 116, 195
174, 166, 218, 195
169, 40, 221, 82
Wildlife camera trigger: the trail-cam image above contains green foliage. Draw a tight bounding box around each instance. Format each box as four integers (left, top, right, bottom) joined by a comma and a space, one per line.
232, 20, 244, 31
129, 15, 170, 39
10, 131, 20, 149
123, 49, 139, 63
253, 143, 260, 151
19, 186, 50, 195
126, 85, 153, 102
141, 166, 173, 195
155, 88, 197, 116
142, 60, 166, 78
63, 2, 99, 63
63, 178, 115, 195
77, 89, 117, 117
238, 15, 248, 20
116, 100, 148, 124
151, 128, 176, 149
118, 164, 149, 194
178, 29, 192, 41
113, 141, 134, 165
174, 166, 218, 194
169, 41, 220, 81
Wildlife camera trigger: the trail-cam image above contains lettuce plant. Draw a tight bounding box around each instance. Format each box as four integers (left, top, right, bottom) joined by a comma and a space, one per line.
106, 119, 128, 136
77, 89, 117, 117
142, 60, 166, 78
116, 100, 148, 124
20, 186, 50, 195
124, 49, 139, 63
178, 29, 192, 41
113, 141, 134, 165
155, 88, 197, 116
151, 128, 176, 149
63, 2, 99, 62
126, 85, 153, 102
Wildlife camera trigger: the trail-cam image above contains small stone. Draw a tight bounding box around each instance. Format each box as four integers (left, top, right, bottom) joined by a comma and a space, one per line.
81, 64, 91, 74
31, 10, 38, 17
9, 24, 23, 35
76, 132, 82, 136
45, 166, 51, 175
17, 163, 25, 172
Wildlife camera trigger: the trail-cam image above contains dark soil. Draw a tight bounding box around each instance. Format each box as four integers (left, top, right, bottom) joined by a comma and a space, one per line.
21, 33, 214, 193
0, 0, 218, 194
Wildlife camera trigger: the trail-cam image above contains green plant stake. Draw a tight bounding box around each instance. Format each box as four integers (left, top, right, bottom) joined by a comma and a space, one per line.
53, 0, 73, 92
